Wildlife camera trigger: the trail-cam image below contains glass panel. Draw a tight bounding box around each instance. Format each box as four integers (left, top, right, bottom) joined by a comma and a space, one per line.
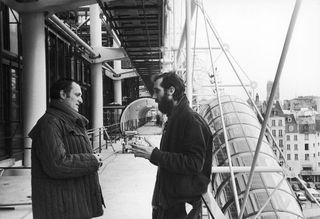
200, 96, 303, 219
271, 191, 303, 215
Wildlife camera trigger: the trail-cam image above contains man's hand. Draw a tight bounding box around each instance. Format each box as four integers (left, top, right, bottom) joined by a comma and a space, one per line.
93, 153, 103, 168
131, 140, 155, 160
144, 137, 156, 148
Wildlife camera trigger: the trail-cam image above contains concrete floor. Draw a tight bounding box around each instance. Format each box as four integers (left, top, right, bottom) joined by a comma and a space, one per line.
0, 123, 162, 219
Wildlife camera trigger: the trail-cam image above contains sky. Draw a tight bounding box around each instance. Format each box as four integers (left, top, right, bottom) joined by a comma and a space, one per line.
170, 0, 320, 101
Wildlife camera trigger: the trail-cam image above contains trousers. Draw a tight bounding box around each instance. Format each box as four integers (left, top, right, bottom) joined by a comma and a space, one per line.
152, 199, 202, 219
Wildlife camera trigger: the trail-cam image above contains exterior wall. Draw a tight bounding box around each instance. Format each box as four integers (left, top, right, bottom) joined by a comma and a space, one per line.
282, 108, 320, 182
268, 101, 285, 161
269, 116, 286, 158
0, 4, 99, 162
299, 132, 317, 181
0, 4, 23, 161
284, 114, 300, 176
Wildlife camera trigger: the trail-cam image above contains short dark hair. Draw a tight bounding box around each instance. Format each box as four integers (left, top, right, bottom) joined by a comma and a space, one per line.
154, 71, 185, 101
50, 78, 77, 100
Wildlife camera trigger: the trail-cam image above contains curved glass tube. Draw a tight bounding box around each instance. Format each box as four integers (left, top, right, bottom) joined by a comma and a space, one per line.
199, 95, 304, 219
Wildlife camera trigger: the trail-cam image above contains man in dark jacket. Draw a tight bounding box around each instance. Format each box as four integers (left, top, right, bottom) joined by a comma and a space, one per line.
29, 79, 104, 219
132, 72, 213, 219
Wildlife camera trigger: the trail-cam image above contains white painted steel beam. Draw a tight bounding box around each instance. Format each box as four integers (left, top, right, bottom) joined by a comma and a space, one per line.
92, 47, 128, 63
186, 0, 192, 107
175, 0, 196, 65
103, 66, 138, 80
212, 166, 283, 173
21, 12, 47, 166
113, 42, 123, 105
3, 0, 96, 13
90, 4, 104, 142
49, 14, 99, 58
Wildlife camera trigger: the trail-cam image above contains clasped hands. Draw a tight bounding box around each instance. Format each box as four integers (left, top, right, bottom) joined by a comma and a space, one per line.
93, 153, 103, 168
130, 137, 155, 160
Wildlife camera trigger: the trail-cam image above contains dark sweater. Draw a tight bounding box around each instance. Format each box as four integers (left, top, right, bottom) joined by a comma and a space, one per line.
29, 100, 104, 219
150, 95, 213, 208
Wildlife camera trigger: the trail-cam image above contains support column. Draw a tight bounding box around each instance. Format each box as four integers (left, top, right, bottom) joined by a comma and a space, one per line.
90, 4, 103, 131
113, 41, 122, 123
21, 13, 47, 166
113, 39, 122, 105
185, 0, 192, 107
113, 80, 122, 105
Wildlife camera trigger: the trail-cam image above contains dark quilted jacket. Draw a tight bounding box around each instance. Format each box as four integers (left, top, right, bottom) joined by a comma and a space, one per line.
150, 95, 213, 208
29, 100, 104, 219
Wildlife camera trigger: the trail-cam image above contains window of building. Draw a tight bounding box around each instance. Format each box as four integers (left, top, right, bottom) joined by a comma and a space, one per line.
287, 144, 290, 150
305, 143, 309, 151
272, 120, 276, 126
279, 139, 283, 147
279, 130, 283, 137
295, 154, 298, 160
272, 130, 276, 137
287, 154, 291, 160
302, 166, 312, 171
278, 120, 282, 126
294, 135, 297, 141
286, 135, 290, 141
305, 154, 310, 161
0, 62, 23, 161
318, 162, 320, 167
2, 6, 20, 53
305, 133, 309, 140
294, 144, 298, 150
288, 117, 292, 122
289, 125, 294, 132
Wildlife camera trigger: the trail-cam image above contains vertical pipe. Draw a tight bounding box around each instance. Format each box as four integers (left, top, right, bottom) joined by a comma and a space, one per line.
90, 4, 103, 133
239, 1, 302, 218
172, 0, 176, 71
113, 38, 122, 123
113, 39, 122, 105
21, 12, 47, 166
185, 0, 192, 107
113, 80, 122, 105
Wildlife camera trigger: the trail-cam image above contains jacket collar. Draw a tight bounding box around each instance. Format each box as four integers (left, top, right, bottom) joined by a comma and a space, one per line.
168, 95, 189, 119
47, 99, 89, 128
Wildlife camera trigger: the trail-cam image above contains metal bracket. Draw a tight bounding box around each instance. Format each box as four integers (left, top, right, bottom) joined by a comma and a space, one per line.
91, 47, 127, 63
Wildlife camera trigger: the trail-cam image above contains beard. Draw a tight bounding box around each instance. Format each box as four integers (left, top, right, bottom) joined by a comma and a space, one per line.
157, 94, 174, 115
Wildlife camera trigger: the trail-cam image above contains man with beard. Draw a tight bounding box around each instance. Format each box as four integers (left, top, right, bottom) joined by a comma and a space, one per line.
131, 72, 213, 219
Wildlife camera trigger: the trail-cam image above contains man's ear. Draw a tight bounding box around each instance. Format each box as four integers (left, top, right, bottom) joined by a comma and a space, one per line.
59, 90, 67, 99
167, 86, 175, 96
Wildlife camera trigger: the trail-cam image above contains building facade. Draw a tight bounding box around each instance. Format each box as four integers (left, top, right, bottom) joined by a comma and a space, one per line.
0, 3, 140, 164
268, 101, 286, 161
